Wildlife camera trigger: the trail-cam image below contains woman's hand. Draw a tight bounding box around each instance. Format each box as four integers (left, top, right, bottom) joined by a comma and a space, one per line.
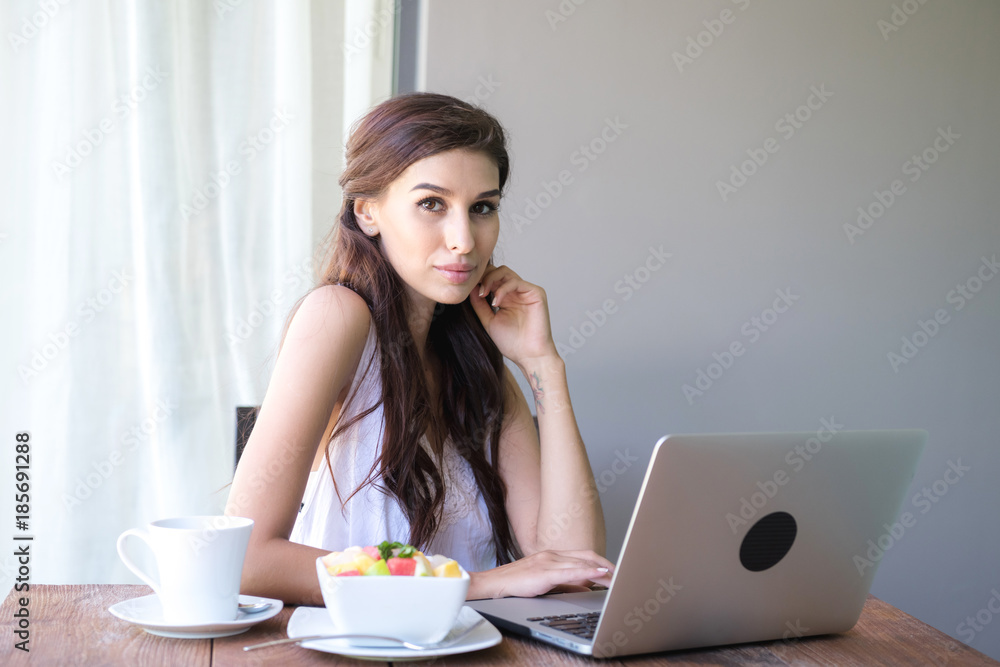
470, 265, 558, 367
467, 550, 614, 600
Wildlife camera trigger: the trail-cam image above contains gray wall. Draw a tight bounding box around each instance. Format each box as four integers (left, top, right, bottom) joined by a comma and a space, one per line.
419, 0, 1000, 659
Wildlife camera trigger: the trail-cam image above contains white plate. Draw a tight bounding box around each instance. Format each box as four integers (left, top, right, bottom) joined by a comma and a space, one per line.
287, 605, 502, 661
109, 594, 283, 638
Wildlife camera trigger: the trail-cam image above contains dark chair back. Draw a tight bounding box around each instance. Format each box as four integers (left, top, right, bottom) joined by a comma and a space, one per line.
235, 406, 260, 466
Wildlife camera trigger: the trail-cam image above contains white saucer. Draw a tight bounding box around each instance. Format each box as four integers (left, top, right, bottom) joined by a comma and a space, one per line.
287, 605, 501, 661
109, 594, 283, 638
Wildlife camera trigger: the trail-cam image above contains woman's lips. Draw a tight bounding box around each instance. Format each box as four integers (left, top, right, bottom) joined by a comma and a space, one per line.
434, 264, 475, 284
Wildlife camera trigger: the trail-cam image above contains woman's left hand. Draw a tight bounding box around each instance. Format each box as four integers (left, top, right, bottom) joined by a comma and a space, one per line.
470, 265, 558, 366
467, 550, 615, 600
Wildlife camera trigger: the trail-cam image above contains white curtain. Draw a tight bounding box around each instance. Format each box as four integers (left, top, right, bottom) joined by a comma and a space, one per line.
0, 0, 393, 586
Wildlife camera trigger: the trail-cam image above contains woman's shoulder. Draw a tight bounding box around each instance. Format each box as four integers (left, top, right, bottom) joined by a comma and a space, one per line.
285, 284, 372, 356
300, 283, 370, 319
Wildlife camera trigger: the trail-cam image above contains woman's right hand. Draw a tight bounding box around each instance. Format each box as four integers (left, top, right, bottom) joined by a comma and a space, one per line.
467, 550, 615, 600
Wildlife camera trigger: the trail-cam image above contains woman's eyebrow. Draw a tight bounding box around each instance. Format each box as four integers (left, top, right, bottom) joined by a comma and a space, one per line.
410, 182, 500, 199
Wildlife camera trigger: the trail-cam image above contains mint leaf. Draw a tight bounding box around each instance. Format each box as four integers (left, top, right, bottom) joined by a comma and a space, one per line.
377, 540, 404, 562
397, 544, 416, 558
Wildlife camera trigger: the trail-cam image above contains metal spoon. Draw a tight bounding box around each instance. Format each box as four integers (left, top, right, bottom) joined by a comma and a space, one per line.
243, 617, 485, 651
238, 601, 273, 614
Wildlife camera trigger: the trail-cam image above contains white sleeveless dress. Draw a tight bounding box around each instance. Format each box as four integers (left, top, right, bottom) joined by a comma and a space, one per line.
289, 323, 498, 572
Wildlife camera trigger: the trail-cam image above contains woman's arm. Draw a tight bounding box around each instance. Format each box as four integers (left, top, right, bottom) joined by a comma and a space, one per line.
225, 284, 371, 606
467, 266, 611, 599
465, 368, 611, 600
505, 360, 606, 555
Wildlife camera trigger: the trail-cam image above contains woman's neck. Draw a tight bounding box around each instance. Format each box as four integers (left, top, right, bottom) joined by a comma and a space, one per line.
405, 289, 439, 355
403, 290, 446, 447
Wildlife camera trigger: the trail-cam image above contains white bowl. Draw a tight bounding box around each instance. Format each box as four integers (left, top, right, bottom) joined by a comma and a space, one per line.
315, 557, 470, 644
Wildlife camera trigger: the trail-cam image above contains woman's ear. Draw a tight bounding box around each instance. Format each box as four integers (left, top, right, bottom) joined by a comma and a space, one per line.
354, 199, 378, 236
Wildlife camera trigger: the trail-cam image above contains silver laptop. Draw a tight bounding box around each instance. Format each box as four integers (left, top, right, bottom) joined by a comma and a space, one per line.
468, 429, 926, 658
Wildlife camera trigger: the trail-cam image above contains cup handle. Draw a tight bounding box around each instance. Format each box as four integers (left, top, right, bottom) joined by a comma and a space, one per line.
117, 528, 160, 593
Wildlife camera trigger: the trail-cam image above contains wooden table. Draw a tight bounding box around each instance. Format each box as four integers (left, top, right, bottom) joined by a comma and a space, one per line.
2, 584, 997, 666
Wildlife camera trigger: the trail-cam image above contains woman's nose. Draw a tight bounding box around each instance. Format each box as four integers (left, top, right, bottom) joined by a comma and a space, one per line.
445, 214, 474, 253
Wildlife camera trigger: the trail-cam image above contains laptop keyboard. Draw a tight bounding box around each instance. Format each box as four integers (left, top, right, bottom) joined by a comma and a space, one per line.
528, 612, 601, 640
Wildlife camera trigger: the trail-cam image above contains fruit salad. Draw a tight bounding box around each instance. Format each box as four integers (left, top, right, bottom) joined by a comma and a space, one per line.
321, 540, 462, 578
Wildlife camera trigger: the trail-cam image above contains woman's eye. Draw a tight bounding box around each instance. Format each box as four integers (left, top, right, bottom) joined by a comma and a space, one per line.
419, 198, 444, 212
472, 202, 499, 216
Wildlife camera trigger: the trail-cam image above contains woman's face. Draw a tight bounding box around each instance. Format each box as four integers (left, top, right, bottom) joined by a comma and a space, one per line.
357, 148, 501, 311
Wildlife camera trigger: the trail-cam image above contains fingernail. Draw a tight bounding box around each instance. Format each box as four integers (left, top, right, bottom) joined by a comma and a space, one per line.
491, 297, 497, 308
596, 567, 609, 573
478, 285, 484, 297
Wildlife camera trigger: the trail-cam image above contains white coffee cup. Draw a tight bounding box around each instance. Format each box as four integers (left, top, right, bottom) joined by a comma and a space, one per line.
117, 515, 253, 625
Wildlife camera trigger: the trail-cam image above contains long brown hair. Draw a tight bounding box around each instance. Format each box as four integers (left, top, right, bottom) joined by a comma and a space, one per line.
315, 92, 519, 565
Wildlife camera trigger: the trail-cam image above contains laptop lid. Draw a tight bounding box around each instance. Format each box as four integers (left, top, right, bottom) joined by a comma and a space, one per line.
469, 429, 926, 658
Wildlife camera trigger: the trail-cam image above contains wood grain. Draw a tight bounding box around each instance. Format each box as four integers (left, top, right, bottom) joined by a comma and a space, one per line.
1, 587, 997, 666
0, 584, 211, 666
213, 605, 389, 666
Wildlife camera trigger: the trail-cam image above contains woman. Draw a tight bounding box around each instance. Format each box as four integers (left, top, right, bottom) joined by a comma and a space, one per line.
227, 92, 611, 605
